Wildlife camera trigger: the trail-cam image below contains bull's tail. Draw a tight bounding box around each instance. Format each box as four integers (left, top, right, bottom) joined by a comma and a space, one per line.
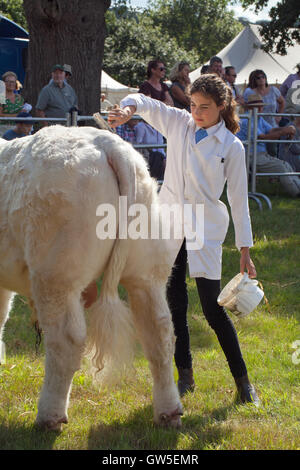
86, 139, 138, 383
86, 239, 135, 384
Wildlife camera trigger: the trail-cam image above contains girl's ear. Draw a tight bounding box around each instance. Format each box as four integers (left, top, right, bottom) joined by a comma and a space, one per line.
219, 100, 226, 111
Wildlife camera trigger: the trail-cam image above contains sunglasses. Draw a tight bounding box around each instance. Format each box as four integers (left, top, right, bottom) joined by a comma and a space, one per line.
255, 75, 265, 79
158, 67, 166, 71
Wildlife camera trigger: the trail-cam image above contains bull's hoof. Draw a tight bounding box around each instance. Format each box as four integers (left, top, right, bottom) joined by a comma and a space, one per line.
158, 408, 183, 428
35, 415, 68, 432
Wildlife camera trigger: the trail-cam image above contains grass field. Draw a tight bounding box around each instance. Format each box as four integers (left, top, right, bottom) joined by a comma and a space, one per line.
0, 179, 299, 451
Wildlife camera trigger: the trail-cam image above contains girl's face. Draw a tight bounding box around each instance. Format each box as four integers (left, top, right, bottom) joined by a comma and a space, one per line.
190, 92, 224, 129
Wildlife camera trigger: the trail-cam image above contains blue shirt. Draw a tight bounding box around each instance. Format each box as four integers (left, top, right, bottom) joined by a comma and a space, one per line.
2, 129, 27, 141
237, 114, 273, 153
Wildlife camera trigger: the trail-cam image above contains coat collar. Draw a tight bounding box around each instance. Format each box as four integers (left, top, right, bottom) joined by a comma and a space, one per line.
191, 119, 227, 143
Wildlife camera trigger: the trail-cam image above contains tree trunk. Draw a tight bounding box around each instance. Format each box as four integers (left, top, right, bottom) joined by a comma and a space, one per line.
23, 0, 111, 116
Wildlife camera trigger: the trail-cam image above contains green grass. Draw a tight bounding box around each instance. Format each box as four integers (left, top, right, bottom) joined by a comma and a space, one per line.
0, 180, 299, 450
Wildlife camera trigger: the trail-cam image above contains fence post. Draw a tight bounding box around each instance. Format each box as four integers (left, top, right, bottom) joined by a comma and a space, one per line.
71, 109, 78, 127
246, 110, 252, 180
251, 107, 258, 193
66, 112, 71, 127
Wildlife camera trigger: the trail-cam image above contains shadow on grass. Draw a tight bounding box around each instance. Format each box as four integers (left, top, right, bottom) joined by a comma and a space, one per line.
0, 422, 60, 450
0, 402, 234, 450
87, 403, 234, 451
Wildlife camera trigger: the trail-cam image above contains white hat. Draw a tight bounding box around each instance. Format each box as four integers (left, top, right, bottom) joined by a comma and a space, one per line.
63, 64, 72, 75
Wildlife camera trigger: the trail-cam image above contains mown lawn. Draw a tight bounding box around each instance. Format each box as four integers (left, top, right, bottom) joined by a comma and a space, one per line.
0, 179, 299, 450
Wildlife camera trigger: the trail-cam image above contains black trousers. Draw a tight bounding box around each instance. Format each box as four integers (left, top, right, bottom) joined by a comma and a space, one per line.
166, 241, 247, 379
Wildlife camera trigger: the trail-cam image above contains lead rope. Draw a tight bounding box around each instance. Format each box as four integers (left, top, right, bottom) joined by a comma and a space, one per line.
34, 321, 42, 356
258, 281, 272, 314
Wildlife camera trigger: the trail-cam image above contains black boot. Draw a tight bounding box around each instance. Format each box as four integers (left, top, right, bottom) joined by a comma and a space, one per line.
177, 368, 195, 397
234, 375, 260, 406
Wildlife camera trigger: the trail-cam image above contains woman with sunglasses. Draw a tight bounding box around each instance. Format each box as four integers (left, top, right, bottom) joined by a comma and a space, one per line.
139, 59, 173, 106
243, 70, 285, 128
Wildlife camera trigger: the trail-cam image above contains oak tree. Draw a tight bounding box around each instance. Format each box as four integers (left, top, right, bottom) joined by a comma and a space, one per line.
23, 0, 111, 115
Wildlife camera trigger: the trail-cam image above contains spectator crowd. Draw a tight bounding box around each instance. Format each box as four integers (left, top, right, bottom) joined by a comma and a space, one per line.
0, 58, 300, 196
113, 56, 300, 196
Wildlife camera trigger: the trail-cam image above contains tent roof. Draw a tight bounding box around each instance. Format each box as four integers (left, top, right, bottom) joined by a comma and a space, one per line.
0, 15, 28, 39
101, 70, 137, 92
190, 24, 300, 85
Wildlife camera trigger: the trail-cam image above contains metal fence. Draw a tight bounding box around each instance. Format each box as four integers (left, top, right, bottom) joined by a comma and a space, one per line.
1, 108, 300, 211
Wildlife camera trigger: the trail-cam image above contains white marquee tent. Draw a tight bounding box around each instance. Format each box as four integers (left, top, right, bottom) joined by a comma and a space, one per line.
190, 24, 300, 88
101, 71, 137, 105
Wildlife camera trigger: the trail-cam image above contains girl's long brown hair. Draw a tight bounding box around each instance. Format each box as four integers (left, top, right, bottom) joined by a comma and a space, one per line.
188, 74, 240, 134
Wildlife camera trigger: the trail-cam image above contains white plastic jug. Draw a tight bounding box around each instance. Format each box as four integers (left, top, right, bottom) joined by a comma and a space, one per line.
217, 273, 264, 317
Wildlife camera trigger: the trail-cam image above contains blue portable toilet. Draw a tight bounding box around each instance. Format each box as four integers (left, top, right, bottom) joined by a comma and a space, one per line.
0, 15, 29, 84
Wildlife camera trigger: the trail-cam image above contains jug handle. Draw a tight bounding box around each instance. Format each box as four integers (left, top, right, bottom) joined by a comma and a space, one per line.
235, 272, 249, 292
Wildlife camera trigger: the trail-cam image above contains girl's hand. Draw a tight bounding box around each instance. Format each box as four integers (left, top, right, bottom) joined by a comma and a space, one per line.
240, 247, 257, 279
107, 105, 136, 128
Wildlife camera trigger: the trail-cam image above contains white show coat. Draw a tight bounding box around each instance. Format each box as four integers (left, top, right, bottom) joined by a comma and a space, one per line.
120, 94, 253, 279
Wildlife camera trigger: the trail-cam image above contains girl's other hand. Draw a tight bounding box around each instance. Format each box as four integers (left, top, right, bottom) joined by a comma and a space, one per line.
240, 247, 257, 279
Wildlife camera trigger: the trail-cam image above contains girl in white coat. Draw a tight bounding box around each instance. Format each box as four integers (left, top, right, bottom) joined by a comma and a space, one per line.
108, 74, 259, 405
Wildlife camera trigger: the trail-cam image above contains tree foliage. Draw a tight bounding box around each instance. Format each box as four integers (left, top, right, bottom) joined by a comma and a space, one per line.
237, 0, 300, 54
104, 0, 243, 86
146, 0, 242, 63
0, 0, 27, 29
104, 8, 199, 87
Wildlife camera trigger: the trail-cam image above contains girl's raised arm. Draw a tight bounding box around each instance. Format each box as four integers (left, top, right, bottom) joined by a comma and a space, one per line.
117, 93, 189, 139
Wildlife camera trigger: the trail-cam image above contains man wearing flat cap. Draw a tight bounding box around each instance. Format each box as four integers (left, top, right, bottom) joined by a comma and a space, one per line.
36, 64, 78, 125
237, 93, 300, 197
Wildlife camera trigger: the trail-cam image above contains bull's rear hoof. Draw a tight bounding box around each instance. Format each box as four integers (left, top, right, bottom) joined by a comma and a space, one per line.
35, 415, 68, 432
158, 408, 183, 428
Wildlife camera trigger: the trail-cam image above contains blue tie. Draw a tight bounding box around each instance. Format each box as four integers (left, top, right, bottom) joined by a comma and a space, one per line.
195, 128, 208, 144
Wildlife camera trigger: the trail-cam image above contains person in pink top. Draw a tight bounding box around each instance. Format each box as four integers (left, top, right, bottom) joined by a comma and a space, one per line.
139, 59, 173, 106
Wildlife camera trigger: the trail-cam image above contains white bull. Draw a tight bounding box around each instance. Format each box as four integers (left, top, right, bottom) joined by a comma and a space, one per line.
0, 125, 182, 431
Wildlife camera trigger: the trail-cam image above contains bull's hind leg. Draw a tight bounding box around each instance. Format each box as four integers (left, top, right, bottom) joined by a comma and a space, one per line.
125, 279, 183, 428
0, 288, 13, 364
31, 277, 86, 431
